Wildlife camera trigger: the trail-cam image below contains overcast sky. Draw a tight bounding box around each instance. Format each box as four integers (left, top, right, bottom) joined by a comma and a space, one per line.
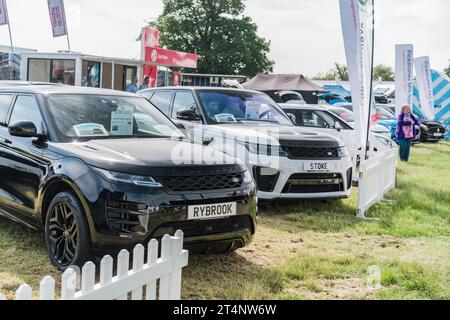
0, 0, 448, 77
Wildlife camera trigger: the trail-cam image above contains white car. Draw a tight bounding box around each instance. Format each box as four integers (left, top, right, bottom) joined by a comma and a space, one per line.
279, 104, 396, 169
139, 87, 354, 200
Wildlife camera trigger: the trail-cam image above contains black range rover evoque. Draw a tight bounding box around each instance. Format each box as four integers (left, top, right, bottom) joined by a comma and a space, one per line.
0, 86, 257, 270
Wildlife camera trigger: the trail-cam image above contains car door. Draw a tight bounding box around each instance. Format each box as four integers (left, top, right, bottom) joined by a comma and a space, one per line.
0, 94, 49, 226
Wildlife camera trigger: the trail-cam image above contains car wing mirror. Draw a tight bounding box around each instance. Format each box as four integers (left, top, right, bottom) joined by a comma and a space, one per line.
177, 109, 201, 122
334, 121, 342, 132
287, 113, 296, 124
8, 121, 47, 141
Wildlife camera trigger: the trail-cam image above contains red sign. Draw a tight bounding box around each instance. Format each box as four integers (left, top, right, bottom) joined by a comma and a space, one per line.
173, 72, 181, 86
145, 47, 198, 69
141, 28, 160, 88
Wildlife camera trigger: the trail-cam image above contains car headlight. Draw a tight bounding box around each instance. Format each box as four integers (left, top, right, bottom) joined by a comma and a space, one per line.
91, 167, 163, 188
337, 146, 350, 157
240, 141, 289, 157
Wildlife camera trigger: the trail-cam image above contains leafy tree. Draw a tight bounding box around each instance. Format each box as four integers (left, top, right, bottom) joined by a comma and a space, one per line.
373, 64, 394, 81
312, 63, 348, 81
144, 0, 274, 76
444, 62, 450, 77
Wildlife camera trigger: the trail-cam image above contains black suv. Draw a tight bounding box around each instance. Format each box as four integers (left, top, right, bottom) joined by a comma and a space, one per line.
0, 86, 256, 270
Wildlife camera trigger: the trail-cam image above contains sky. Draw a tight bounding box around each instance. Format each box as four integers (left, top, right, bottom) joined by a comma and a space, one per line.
0, 0, 448, 77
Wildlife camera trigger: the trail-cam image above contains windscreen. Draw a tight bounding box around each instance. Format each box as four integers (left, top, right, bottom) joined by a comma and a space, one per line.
196, 90, 293, 125
47, 94, 183, 140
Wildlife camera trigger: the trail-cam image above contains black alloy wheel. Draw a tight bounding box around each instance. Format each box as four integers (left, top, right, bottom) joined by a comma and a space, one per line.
45, 191, 93, 270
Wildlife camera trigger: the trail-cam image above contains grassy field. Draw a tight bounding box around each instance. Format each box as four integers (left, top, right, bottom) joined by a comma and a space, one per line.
0, 142, 449, 300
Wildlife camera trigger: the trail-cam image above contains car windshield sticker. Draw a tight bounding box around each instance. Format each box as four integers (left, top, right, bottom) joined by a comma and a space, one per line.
245, 101, 261, 120
215, 113, 237, 122
73, 123, 109, 137
111, 106, 134, 136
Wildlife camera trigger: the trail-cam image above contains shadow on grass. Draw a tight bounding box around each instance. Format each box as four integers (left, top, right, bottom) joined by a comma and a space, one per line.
183, 252, 285, 300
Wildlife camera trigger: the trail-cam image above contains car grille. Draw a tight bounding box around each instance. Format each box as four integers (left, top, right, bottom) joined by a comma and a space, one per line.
150, 215, 255, 238
427, 126, 445, 134
156, 172, 244, 192
285, 147, 339, 160
282, 173, 345, 194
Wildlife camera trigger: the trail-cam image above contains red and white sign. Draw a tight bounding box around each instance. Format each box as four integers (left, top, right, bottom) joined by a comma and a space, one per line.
47, 0, 68, 37
173, 72, 181, 86
145, 47, 198, 69
0, 0, 9, 25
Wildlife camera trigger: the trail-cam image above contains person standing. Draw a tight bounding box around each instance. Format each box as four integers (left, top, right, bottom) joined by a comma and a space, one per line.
126, 75, 139, 93
139, 76, 150, 90
395, 105, 428, 162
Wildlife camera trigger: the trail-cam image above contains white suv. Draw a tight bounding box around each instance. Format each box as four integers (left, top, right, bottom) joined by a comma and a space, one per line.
139, 87, 353, 200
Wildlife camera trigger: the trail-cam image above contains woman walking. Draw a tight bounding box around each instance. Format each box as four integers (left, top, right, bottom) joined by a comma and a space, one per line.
396, 105, 428, 162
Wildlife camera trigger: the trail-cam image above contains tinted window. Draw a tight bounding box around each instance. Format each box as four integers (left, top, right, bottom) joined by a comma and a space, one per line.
0, 94, 13, 125
150, 91, 172, 115
172, 91, 198, 118
293, 110, 335, 128
9, 95, 45, 133
140, 90, 154, 101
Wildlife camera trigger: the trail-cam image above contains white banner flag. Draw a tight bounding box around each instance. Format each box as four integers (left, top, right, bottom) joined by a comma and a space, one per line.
47, 0, 67, 37
414, 56, 435, 120
339, 0, 375, 151
0, 0, 9, 25
395, 44, 414, 116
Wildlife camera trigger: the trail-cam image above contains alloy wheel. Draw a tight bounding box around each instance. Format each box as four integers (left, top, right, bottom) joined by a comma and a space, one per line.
48, 201, 78, 267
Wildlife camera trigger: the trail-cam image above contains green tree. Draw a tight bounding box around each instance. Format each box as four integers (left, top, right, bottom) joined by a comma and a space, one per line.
444, 62, 450, 77
145, 0, 274, 76
312, 63, 348, 81
373, 64, 394, 81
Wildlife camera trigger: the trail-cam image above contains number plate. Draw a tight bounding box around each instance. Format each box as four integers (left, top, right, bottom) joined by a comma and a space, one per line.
304, 161, 331, 172
188, 202, 237, 220
433, 133, 443, 137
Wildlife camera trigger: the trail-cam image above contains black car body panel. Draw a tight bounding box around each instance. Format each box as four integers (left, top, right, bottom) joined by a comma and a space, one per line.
0, 86, 257, 258
419, 120, 446, 142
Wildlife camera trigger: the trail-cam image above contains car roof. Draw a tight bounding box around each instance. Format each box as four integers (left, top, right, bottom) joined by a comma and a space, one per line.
0, 85, 141, 97
139, 86, 263, 95
0, 80, 59, 86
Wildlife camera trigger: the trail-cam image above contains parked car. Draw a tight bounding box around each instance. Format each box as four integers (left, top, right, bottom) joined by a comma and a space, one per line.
277, 91, 306, 105
418, 119, 446, 143
139, 87, 354, 201
0, 86, 257, 270
279, 104, 395, 172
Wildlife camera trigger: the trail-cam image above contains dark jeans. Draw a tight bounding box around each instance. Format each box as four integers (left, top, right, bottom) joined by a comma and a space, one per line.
398, 138, 412, 162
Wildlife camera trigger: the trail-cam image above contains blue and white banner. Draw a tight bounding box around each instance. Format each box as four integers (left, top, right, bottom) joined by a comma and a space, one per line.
414, 56, 435, 120
339, 0, 375, 150
395, 44, 414, 116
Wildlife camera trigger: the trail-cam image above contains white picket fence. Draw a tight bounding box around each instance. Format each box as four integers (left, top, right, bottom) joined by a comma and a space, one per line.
357, 148, 398, 218
0, 230, 188, 300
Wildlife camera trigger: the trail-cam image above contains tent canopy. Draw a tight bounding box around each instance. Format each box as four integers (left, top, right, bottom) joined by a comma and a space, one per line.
242, 74, 328, 92
322, 84, 351, 97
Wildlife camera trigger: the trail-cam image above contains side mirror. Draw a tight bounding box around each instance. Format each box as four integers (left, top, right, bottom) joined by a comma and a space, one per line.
287, 113, 296, 124
177, 109, 200, 122
334, 121, 342, 132
9, 121, 47, 141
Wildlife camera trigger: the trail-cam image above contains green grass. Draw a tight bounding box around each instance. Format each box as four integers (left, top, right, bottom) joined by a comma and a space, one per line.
0, 142, 449, 300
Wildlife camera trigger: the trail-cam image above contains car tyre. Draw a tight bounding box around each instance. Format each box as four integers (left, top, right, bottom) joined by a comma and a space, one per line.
45, 191, 93, 270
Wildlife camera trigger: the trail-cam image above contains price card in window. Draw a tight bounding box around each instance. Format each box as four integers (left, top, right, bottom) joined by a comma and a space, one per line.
111, 107, 134, 136
245, 101, 261, 120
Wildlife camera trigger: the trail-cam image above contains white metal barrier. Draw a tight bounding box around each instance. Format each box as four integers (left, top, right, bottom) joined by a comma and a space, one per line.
0, 231, 189, 300
357, 148, 398, 218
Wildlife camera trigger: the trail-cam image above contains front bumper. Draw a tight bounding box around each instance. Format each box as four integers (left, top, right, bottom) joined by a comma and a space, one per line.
248, 156, 353, 200
74, 171, 257, 254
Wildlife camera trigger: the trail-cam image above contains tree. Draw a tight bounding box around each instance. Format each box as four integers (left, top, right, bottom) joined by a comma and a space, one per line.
444, 62, 450, 77
144, 0, 274, 76
373, 64, 394, 81
312, 63, 348, 81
